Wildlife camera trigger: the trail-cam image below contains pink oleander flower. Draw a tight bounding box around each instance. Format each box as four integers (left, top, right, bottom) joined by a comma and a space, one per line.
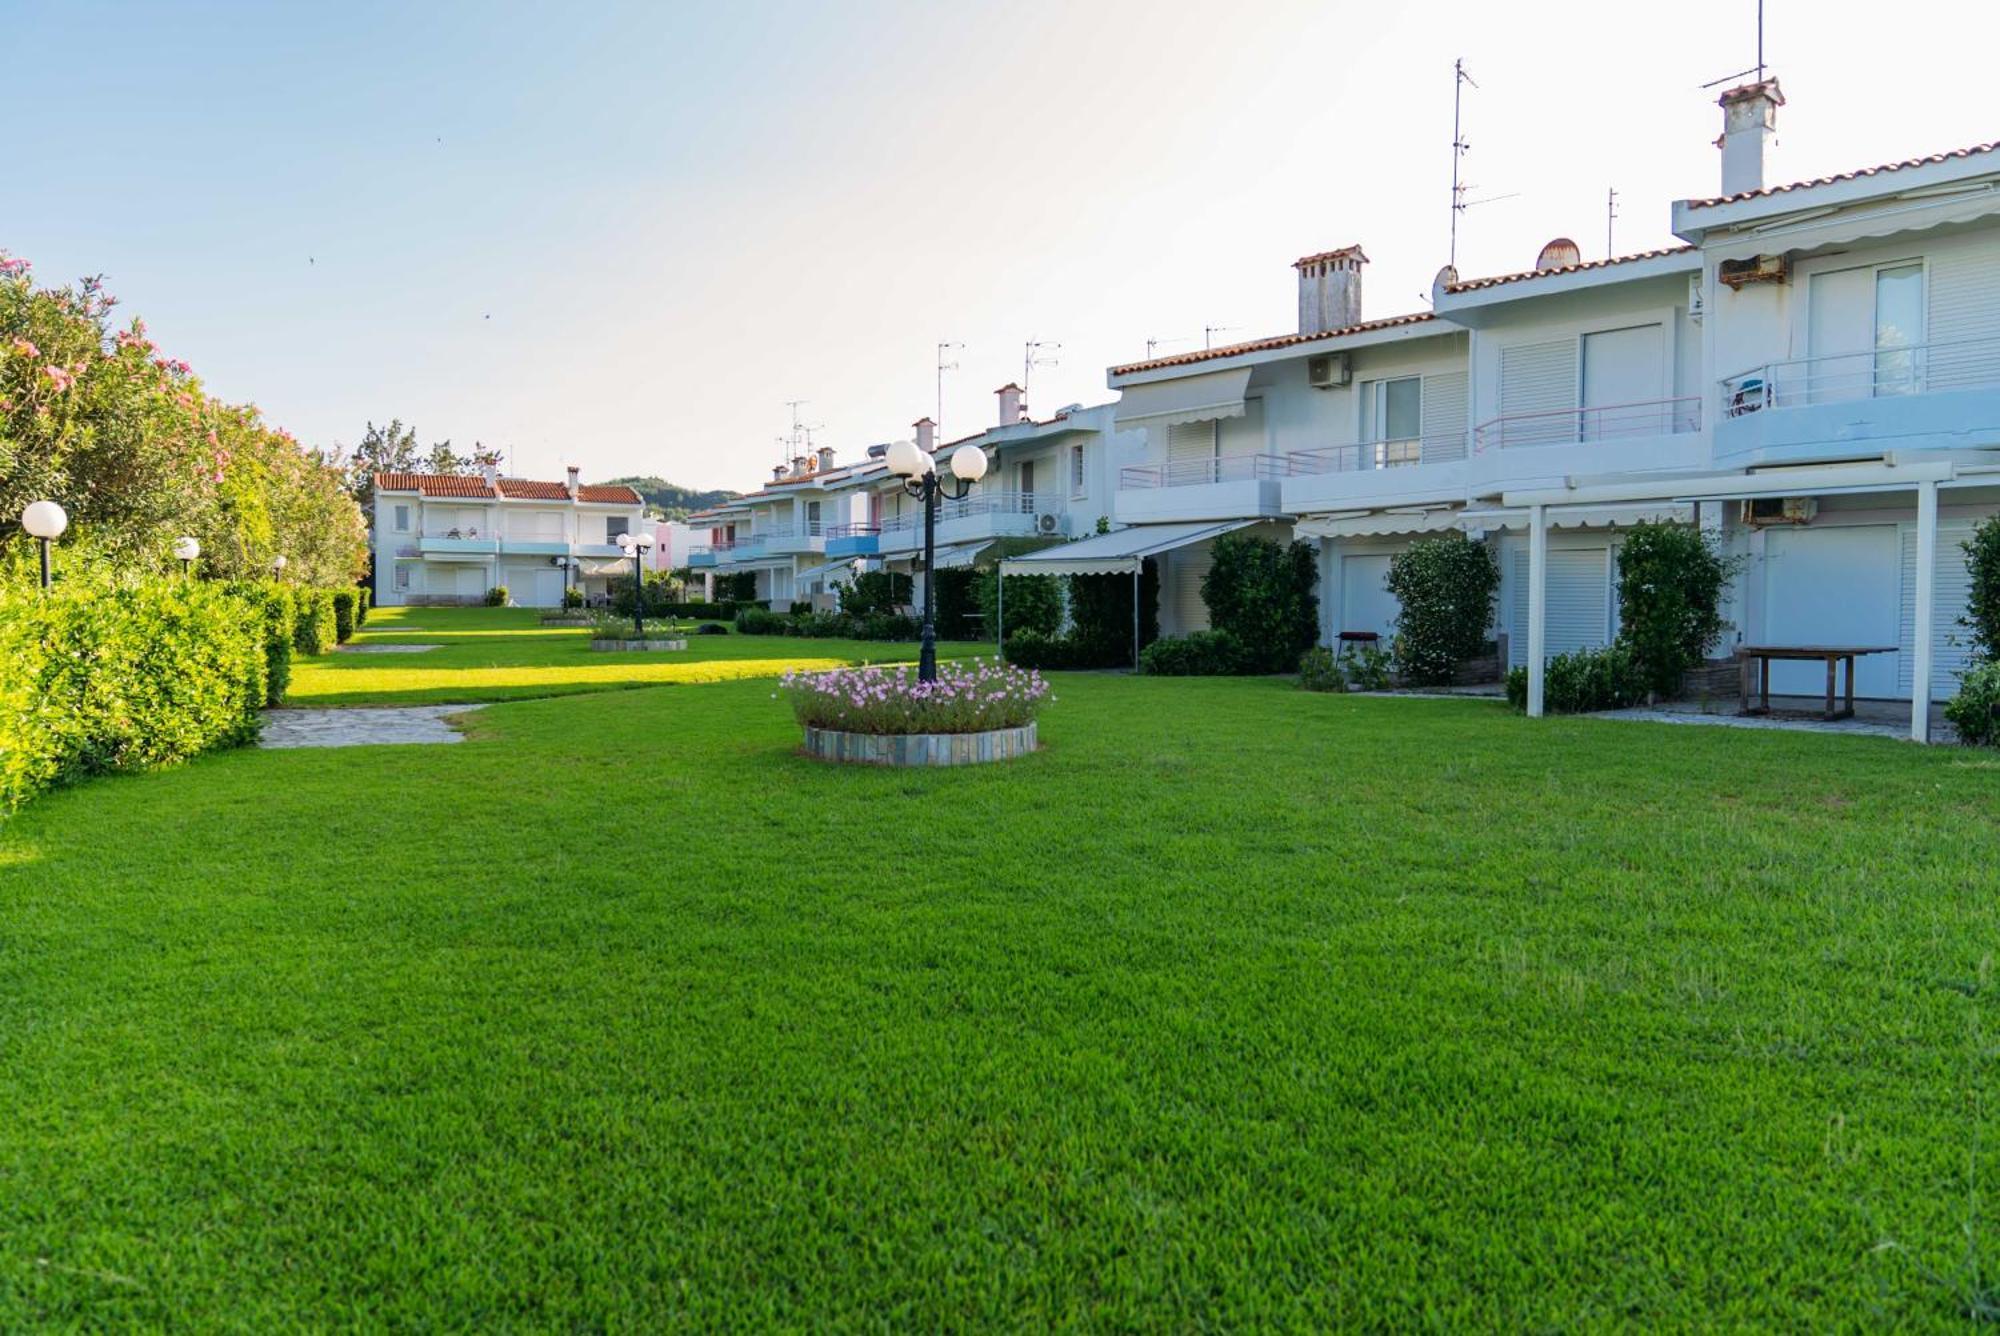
41, 365, 74, 392
11, 338, 39, 358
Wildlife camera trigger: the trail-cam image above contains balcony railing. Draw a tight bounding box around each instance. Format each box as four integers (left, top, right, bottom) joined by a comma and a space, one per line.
1720, 335, 2000, 415
1119, 455, 1294, 489
826, 523, 879, 539
1472, 397, 1701, 452
939, 489, 1046, 521
1287, 430, 1471, 476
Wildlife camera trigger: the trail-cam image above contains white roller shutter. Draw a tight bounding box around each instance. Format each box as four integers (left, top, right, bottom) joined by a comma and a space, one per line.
1900, 521, 1977, 696
1173, 546, 1214, 634
1509, 546, 1612, 667
1499, 339, 1578, 445
1421, 370, 1468, 461
1167, 420, 1218, 466
1927, 243, 2000, 391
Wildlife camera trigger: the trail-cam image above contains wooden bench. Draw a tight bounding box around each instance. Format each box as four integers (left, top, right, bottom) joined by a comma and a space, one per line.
1736, 645, 1898, 722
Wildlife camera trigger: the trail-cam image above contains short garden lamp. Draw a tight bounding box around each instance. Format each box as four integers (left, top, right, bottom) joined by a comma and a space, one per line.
173, 535, 200, 575
616, 530, 654, 637
21, 499, 68, 590
886, 439, 986, 681
271, 554, 288, 579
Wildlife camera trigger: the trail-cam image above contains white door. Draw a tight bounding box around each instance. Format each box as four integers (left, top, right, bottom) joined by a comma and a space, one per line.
455, 565, 486, 599
1339, 554, 1398, 642
505, 565, 563, 606
1761, 525, 1900, 696
1580, 324, 1665, 440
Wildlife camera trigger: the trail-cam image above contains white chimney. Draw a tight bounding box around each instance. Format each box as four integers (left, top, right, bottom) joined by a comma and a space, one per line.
817, 446, 836, 472
1295, 245, 1367, 335
565, 465, 580, 497
481, 461, 498, 487
1717, 79, 1783, 197
790, 454, 808, 478
913, 417, 936, 455
995, 383, 1023, 426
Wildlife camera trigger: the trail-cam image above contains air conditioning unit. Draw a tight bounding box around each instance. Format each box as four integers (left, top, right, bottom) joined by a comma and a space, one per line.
1035, 513, 1064, 536
1741, 496, 1817, 526
1718, 254, 1789, 290
1307, 352, 1351, 389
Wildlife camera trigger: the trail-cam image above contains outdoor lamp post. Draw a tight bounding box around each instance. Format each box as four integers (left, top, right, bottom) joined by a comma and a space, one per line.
21, 500, 68, 589
616, 529, 654, 637
271, 553, 288, 579
173, 535, 200, 575
885, 438, 987, 681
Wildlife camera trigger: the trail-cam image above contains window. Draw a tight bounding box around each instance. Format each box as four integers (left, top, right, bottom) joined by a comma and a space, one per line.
1360, 377, 1422, 466
393, 504, 410, 532
605, 515, 630, 543
1019, 460, 1036, 501
1070, 444, 1086, 497
1808, 260, 1926, 402
394, 562, 413, 591
1580, 324, 1666, 440
806, 500, 822, 534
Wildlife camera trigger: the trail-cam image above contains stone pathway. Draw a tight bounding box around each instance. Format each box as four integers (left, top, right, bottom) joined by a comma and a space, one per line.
337, 643, 442, 654
259, 705, 485, 749
1587, 705, 1914, 741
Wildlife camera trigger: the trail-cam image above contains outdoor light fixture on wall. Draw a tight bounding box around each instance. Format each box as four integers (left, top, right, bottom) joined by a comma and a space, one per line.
885, 440, 986, 682
21, 500, 68, 589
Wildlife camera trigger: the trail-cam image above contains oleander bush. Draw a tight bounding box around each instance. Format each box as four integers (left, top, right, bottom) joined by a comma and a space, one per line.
329, 587, 358, 643
483, 585, 509, 607
836, 571, 912, 617
781, 660, 1050, 735
1201, 534, 1319, 673
1946, 660, 2000, 746
1505, 643, 1647, 714
292, 588, 337, 656
1614, 522, 1737, 697
1384, 533, 1500, 686
1139, 630, 1250, 677
0, 576, 265, 815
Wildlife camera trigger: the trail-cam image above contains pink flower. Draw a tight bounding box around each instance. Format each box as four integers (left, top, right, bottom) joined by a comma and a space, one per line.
11, 338, 38, 358
41, 365, 74, 392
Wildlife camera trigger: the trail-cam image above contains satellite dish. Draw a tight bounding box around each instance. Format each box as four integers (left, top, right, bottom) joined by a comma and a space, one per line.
1431, 264, 1459, 301
1535, 238, 1582, 271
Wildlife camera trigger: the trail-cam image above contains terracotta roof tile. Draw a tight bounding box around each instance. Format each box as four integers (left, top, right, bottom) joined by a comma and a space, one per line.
1109, 312, 1438, 376
497, 478, 569, 499
373, 472, 641, 503
1442, 246, 1697, 293
373, 472, 494, 498
1683, 141, 2000, 209
576, 484, 642, 503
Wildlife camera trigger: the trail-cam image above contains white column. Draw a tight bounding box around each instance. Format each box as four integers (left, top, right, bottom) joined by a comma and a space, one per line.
1527, 504, 1548, 718
1911, 479, 1939, 744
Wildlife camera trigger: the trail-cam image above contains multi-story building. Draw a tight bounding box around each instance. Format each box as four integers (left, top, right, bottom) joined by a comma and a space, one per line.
371, 466, 645, 607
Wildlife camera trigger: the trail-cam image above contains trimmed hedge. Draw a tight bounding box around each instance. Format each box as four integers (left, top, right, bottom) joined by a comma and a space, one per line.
1201, 534, 1319, 673
1140, 630, 1250, 676
330, 588, 358, 643
0, 578, 266, 815
1384, 533, 1499, 686
292, 589, 337, 656
355, 583, 371, 628
734, 608, 919, 640
225, 580, 297, 706
1505, 643, 1647, 714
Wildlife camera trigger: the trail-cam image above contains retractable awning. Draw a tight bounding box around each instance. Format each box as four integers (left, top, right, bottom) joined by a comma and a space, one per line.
928, 541, 993, 570
997, 520, 1257, 578
795, 558, 860, 583
1113, 367, 1252, 429
1295, 503, 1693, 540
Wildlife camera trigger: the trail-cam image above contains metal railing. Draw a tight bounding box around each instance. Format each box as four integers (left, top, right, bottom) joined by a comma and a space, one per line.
1472, 396, 1701, 451
875, 491, 1051, 531
1287, 430, 1471, 475
1719, 334, 2000, 415
421, 527, 493, 540
1119, 455, 1294, 489
825, 523, 880, 539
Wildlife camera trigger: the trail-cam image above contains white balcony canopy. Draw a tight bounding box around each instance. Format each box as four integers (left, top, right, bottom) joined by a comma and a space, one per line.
1295, 502, 1691, 540
1113, 367, 1252, 429
997, 520, 1257, 578
928, 541, 993, 570
795, 558, 861, 583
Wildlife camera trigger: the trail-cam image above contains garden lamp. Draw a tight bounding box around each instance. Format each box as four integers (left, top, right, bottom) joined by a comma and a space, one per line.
21, 499, 68, 590
173, 535, 200, 575
887, 440, 986, 681
272, 554, 288, 579
617, 530, 654, 637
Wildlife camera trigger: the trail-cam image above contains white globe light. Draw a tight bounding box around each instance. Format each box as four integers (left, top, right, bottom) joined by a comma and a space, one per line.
616, 532, 634, 551
173, 536, 200, 561
271, 554, 287, 572
634, 531, 654, 550
21, 499, 68, 540
950, 444, 988, 483
883, 439, 922, 478
915, 449, 936, 474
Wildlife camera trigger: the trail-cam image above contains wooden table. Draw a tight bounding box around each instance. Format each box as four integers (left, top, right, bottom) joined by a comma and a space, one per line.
1736, 644, 1898, 721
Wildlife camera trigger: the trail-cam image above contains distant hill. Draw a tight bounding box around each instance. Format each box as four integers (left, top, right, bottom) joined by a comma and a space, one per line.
600, 476, 741, 521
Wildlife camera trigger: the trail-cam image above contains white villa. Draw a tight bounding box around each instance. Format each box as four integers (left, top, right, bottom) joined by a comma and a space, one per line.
371, 466, 646, 607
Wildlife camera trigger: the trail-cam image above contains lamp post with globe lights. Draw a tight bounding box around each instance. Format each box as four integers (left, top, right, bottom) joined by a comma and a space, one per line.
173, 535, 200, 576
615, 529, 654, 637
21, 500, 68, 589
884, 438, 987, 681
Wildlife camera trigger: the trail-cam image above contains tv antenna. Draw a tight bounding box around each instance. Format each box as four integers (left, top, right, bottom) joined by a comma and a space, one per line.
1606, 187, 1620, 257
1701, 0, 1768, 88
935, 341, 961, 438
1203, 325, 1238, 350
1145, 335, 1191, 359
1024, 340, 1060, 391
1450, 58, 1476, 268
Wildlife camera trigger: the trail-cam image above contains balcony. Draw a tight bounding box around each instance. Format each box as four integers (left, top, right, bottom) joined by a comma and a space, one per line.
1115, 454, 1290, 523
687, 543, 722, 568
756, 523, 826, 557
1715, 336, 2000, 466
418, 529, 498, 557
500, 537, 568, 556
1459, 397, 1707, 484
1280, 431, 1475, 513
825, 524, 880, 557
573, 541, 625, 558
940, 490, 1063, 542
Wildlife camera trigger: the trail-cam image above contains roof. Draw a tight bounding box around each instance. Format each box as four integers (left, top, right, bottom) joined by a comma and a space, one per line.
1442, 245, 1696, 293
371, 471, 640, 504
1109, 312, 1437, 377
1294, 244, 1367, 268
1682, 140, 2000, 209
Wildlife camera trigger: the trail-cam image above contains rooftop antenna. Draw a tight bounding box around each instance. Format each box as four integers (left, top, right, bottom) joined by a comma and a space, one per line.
1701, 0, 1768, 87
1145, 335, 1191, 359
1450, 57, 1476, 269
783, 399, 808, 460
1606, 187, 1620, 258
1203, 325, 1238, 350
1024, 340, 1060, 392
935, 341, 961, 438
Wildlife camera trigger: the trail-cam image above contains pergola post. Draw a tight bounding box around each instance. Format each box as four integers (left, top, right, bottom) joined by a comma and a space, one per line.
1527, 503, 1548, 718
996, 566, 1005, 645
1131, 563, 1141, 672
1911, 478, 1939, 744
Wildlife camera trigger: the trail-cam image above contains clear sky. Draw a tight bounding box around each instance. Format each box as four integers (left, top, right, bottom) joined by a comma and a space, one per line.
6, 0, 1993, 489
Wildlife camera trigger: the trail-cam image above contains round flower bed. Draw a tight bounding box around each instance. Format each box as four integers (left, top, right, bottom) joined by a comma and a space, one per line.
589, 638, 686, 652
782, 660, 1050, 767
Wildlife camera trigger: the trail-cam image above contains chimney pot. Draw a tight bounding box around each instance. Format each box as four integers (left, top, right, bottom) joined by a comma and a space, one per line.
995, 383, 1023, 426
1717, 78, 1784, 196
913, 417, 937, 455
817, 446, 836, 472
481, 461, 499, 487
1295, 245, 1367, 335
565, 465, 580, 497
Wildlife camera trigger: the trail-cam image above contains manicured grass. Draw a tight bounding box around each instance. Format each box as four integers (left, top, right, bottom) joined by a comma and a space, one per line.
5, 618, 2000, 1326
290, 605, 991, 705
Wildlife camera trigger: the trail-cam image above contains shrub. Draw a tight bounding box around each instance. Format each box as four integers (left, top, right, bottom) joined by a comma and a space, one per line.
1065, 561, 1160, 667
225, 580, 296, 706
1508, 643, 1647, 714
720, 572, 758, 602
292, 589, 336, 656
1946, 661, 2000, 746
734, 607, 792, 635
837, 571, 912, 617
1962, 516, 2000, 661
1615, 522, 1736, 697
933, 567, 982, 640
329, 587, 358, 643
1140, 630, 1250, 676
0, 577, 266, 815
1298, 646, 1344, 692
782, 660, 1050, 735
563, 585, 584, 609
978, 569, 1061, 639
355, 583, 370, 627
1201, 534, 1318, 673
853, 612, 918, 641
695, 622, 729, 636
1384, 533, 1500, 686
789, 600, 814, 616
1342, 641, 1393, 691
483, 585, 509, 607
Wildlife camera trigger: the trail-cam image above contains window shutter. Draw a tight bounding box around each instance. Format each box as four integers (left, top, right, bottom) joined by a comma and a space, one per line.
1167, 420, 1217, 465
1899, 522, 1976, 695
1499, 340, 1578, 445
1421, 371, 1468, 461
1928, 247, 2000, 390
1509, 546, 1611, 666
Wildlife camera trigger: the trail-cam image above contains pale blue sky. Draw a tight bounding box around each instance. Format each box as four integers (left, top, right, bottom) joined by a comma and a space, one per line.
7, 0, 1991, 487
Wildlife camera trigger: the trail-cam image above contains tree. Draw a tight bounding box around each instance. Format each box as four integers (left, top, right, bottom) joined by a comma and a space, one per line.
1385, 533, 1501, 686
339, 419, 419, 510
1201, 534, 1319, 672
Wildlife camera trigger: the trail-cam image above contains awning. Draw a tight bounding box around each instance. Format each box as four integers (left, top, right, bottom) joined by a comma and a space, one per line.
1295, 508, 1473, 540
577, 558, 629, 577
929, 541, 993, 570
1296, 503, 1693, 541
1113, 367, 1252, 429
795, 558, 860, 584
998, 520, 1257, 578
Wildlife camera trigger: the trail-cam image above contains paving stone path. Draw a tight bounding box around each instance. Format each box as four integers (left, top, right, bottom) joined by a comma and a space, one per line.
337, 643, 442, 654
259, 705, 485, 749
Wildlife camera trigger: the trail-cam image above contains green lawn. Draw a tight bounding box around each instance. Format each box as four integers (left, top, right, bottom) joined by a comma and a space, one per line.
5, 609, 2000, 1327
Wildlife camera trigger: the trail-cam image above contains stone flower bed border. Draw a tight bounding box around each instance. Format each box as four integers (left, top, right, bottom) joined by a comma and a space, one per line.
781, 659, 1049, 768
802, 722, 1038, 767
589, 638, 687, 652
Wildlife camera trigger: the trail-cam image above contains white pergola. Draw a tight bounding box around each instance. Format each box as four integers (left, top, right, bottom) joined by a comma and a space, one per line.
1503, 454, 2000, 743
